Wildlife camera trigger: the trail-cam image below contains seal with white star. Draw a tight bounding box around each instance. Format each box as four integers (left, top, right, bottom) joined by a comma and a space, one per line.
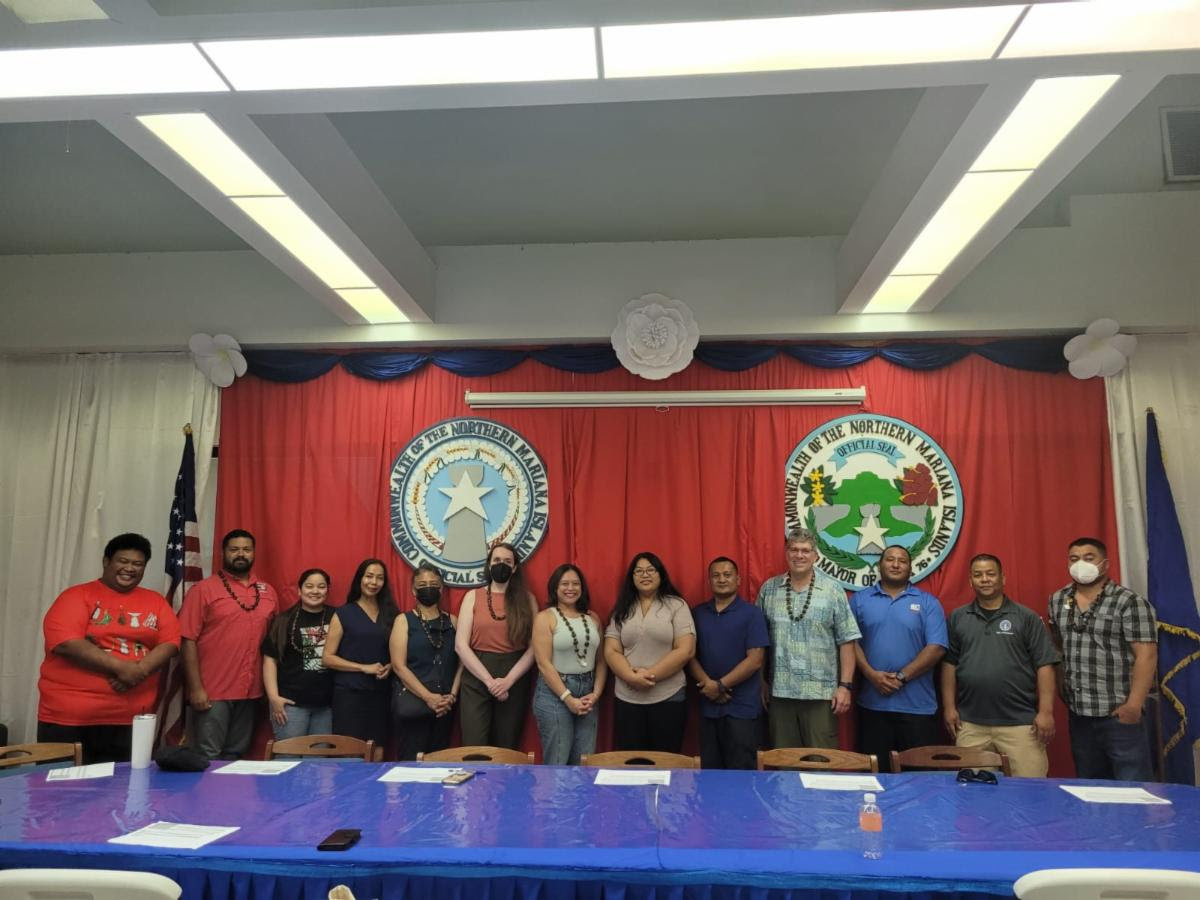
783, 413, 962, 590
389, 417, 549, 587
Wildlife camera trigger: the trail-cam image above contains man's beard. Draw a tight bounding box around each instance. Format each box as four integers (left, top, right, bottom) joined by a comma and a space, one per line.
225, 557, 252, 573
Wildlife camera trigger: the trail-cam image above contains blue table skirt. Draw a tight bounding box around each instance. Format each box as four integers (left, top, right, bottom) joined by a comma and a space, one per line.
2, 763, 1197, 900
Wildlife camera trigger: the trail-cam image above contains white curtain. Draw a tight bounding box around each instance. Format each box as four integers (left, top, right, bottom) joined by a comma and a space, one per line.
1106, 333, 1200, 604
0, 352, 220, 745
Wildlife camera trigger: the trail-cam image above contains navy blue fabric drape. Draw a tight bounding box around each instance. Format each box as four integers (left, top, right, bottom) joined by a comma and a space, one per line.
245, 339, 1066, 383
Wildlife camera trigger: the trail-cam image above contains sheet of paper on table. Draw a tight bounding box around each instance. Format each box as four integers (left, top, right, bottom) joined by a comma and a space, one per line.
378, 766, 462, 783
594, 769, 671, 786
45, 762, 115, 781
213, 760, 300, 776
1060, 785, 1171, 805
108, 822, 240, 849
799, 773, 883, 791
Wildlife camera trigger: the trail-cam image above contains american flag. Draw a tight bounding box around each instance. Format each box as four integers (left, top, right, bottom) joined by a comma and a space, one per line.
156, 427, 203, 745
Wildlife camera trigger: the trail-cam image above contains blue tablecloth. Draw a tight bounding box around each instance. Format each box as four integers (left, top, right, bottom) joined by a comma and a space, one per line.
1, 763, 1197, 900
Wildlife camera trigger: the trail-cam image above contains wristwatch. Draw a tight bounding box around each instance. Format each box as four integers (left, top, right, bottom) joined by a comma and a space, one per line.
895, 671, 909, 684
837, 681, 853, 691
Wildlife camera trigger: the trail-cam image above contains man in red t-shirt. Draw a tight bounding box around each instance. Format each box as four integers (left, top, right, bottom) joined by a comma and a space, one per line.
179, 528, 278, 760
37, 533, 181, 764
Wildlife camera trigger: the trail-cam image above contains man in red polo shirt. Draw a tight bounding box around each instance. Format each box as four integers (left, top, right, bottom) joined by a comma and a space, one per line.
179, 529, 278, 759
38, 533, 181, 763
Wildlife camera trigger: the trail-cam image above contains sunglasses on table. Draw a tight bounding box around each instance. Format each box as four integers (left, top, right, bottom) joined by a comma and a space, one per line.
956, 768, 999, 785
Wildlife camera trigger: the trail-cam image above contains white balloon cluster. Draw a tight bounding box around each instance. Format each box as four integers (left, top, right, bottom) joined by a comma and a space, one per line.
189, 333, 247, 388
1063, 318, 1137, 380
611, 293, 700, 381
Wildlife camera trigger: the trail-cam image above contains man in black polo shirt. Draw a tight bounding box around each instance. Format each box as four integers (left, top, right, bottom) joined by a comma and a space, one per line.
941, 554, 1059, 777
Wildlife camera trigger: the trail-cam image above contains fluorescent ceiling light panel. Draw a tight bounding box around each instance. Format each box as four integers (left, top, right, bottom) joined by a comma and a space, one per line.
1002, 0, 1200, 57
336, 288, 410, 325
137, 113, 283, 197
200, 28, 597, 91
892, 170, 1030, 276
601, 6, 1024, 79
232, 196, 373, 290
863, 275, 940, 314
971, 75, 1120, 171
0, 43, 228, 99
1, 0, 107, 23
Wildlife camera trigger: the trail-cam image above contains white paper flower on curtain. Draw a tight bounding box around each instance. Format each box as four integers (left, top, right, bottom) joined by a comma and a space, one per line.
1063, 318, 1137, 379
611, 293, 701, 381
189, 333, 247, 388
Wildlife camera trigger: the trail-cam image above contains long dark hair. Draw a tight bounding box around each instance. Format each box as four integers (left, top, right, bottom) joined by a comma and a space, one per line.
487, 542, 535, 647
268, 567, 333, 658
347, 558, 398, 633
547, 563, 591, 615
612, 551, 684, 624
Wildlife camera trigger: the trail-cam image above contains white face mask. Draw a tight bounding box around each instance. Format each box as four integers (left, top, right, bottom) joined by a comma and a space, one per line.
1069, 560, 1102, 585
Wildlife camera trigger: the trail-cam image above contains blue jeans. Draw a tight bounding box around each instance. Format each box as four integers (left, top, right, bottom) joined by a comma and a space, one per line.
270, 705, 334, 757
1068, 709, 1155, 782
533, 672, 597, 765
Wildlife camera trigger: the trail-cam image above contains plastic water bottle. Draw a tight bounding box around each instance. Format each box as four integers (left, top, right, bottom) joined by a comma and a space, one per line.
859, 792, 882, 860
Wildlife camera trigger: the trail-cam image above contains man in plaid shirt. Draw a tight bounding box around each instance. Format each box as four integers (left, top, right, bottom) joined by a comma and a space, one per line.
1048, 536, 1158, 782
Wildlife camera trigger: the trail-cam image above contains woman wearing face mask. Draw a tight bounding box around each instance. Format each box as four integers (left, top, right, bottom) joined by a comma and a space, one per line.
604, 551, 696, 753
389, 562, 462, 761
322, 558, 397, 750
454, 542, 539, 749
532, 564, 607, 765
261, 568, 336, 745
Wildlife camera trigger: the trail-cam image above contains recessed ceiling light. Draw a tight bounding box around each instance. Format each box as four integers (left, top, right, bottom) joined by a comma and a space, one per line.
0, 43, 228, 99
971, 75, 1121, 171
1002, 0, 1200, 57
231, 196, 374, 291
336, 288, 411, 325
137, 113, 283, 198
601, 6, 1025, 79
199, 28, 597, 91
863, 275, 940, 314
1, 0, 107, 23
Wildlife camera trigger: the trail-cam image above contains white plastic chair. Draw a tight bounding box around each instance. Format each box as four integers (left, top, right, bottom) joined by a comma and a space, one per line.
1015, 868, 1200, 900
0, 869, 181, 900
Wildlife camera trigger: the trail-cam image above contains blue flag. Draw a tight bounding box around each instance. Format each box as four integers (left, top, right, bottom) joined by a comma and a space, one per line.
1146, 410, 1200, 784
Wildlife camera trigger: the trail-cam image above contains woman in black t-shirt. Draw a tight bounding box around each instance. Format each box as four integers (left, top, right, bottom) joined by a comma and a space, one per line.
262, 568, 336, 743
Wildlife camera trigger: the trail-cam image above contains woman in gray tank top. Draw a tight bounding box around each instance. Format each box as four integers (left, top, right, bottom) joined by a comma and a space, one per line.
531, 564, 608, 765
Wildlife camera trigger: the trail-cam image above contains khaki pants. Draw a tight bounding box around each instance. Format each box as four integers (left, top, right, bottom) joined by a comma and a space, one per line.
769, 697, 838, 749
957, 720, 1048, 777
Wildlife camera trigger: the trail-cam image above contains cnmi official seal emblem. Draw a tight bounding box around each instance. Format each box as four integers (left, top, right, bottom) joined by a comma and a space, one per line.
390, 418, 549, 587
784, 414, 962, 590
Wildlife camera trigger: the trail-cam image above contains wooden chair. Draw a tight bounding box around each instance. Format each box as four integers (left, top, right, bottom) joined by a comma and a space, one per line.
264, 734, 376, 762
891, 745, 1012, 776
757, 748, 879, 773
0, 742, 83, 769
418, 745, 535, 765
580, 750, 701, 770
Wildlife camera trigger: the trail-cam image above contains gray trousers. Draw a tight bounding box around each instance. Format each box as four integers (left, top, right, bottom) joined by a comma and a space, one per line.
188, 699, 258, 760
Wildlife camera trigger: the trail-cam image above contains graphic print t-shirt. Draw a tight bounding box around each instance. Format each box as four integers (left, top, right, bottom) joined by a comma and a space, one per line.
261, 607, 334, 708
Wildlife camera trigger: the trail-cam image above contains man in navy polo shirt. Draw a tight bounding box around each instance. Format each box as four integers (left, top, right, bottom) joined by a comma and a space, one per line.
849, 545, 947, 772
688, 557, 770, 769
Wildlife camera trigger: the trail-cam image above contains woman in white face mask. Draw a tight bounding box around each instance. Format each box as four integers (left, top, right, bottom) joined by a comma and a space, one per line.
1047, 537, 1159, 782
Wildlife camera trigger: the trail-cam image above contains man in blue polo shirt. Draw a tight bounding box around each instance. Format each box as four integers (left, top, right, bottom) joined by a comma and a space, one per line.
849, 545, 947, 772
688, 557, 770, 769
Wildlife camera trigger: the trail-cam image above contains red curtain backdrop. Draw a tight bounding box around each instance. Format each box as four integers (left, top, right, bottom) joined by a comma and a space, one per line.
216, 353, 1117, 775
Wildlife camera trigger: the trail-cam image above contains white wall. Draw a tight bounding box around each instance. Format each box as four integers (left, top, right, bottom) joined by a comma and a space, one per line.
0, 190, 1196, 351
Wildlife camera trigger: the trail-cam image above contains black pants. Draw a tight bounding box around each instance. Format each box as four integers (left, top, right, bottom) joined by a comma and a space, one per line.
855, 705, 940, 772
332, 687, 390, 749
396, 713, 455, 761
459, 650, 533, 750
37, 721, 130, 765
613, 696, 687, 753
700, 715, 760, 770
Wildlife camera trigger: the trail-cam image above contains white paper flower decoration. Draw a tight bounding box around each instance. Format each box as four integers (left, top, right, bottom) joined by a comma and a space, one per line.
1063, 318, 1137, 379
611, 293, 700, 381
189, 333, 247, 388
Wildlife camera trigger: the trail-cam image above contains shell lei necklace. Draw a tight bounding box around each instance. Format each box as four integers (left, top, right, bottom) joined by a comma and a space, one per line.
485, 588, 507, 621
560, 610, 591, 664
290, 606, 332, 657
219, 571, 262, 613
784, 576, 815, 622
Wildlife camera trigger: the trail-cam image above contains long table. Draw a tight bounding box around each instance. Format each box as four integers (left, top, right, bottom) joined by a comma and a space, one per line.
1, 762, 1198, 900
